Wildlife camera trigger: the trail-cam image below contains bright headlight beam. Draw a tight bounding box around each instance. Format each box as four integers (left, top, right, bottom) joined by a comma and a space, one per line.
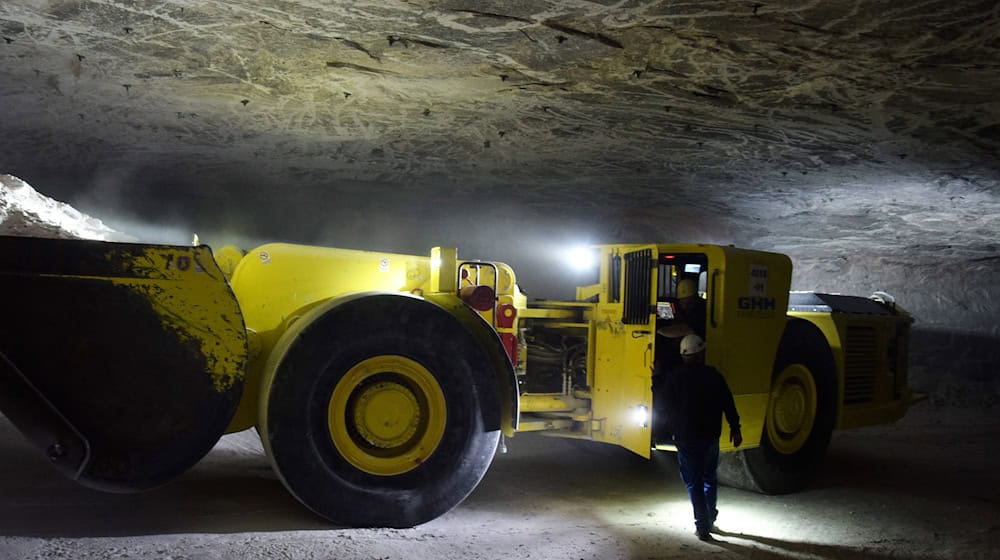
631, 405, 649, 427
566, 245, 596, 272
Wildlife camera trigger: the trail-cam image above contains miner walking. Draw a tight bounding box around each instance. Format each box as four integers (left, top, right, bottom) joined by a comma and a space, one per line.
661, 334, 742, 540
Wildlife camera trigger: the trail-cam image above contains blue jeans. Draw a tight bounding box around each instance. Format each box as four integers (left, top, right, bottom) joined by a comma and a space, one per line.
675, 440, 720, 534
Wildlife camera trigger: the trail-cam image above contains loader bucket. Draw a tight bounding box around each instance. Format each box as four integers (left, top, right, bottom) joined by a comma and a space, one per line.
0, 236, 247, 492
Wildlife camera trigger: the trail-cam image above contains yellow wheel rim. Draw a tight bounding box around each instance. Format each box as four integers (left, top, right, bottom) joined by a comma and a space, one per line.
328, 355, 447, 476
766, 363, 818, 455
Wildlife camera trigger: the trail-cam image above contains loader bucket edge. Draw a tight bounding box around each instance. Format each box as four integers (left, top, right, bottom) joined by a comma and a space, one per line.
0, 236, 248, 492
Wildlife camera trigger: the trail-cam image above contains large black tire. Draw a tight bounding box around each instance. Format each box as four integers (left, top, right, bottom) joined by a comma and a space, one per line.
259, 294, 501, 527
720, 320, 837, 494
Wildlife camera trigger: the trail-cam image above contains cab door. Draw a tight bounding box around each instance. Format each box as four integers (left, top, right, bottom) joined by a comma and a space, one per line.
590, 245, 658, 457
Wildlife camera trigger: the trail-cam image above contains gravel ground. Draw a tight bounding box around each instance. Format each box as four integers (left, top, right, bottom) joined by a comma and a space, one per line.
1, 403, 997, 560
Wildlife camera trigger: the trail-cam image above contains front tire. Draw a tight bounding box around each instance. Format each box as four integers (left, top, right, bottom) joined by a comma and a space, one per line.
721, 320, 837, 494
260, 294, 500, 527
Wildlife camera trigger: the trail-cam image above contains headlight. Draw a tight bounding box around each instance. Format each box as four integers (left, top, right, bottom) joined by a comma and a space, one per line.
630, 405, 649, 428
565, 245, 597, 272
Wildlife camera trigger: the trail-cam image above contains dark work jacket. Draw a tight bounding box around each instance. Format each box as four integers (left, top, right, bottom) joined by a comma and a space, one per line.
659, 362, 740, 444
681, 297, 707, 340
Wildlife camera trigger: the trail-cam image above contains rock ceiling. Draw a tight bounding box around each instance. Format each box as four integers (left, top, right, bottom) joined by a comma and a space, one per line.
1, 1, 998, 269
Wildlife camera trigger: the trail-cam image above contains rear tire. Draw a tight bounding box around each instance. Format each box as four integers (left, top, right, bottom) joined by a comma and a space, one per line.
720, 321, 837, 494
260, 294, 500, 527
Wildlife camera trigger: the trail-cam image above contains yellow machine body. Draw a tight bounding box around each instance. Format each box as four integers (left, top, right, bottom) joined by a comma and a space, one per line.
499, 243, 914, 467
219, 243, 518, 436
223, 243, 432, 433
0, 235, 914, 525
509, 244, 795, 457
788, 302, 912, 429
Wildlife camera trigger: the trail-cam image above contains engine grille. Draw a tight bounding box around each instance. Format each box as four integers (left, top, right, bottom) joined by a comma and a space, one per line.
892, 323, 909, 399
843, 325, 879, 405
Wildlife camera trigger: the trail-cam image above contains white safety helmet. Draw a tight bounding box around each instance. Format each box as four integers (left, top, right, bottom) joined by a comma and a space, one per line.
680, 334, 705, 356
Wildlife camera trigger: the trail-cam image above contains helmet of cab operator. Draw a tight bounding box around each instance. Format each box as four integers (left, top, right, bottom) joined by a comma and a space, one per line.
677, 278, 697, 299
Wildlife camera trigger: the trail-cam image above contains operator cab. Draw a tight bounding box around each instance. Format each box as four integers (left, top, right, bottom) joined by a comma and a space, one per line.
650, 253, 709, 446
653, 253, 709, 371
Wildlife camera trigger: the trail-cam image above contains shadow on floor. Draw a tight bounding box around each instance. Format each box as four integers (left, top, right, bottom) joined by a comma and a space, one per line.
707, 529, 936, 560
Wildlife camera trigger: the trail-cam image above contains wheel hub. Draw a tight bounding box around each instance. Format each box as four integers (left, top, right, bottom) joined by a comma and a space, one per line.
327, 355, 447, 476
766, 363, 818, 455
352, 381, 421, 449
774, 383, 807, 434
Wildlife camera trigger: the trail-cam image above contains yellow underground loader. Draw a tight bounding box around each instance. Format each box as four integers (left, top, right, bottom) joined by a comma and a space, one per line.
0, 237, 916, 527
